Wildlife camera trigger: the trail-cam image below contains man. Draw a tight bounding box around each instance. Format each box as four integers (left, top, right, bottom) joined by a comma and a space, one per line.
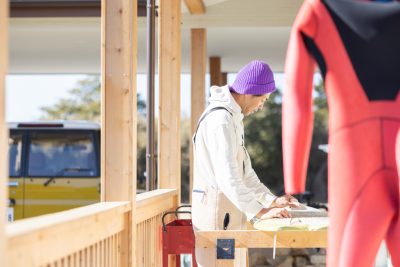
192, 60, 299, 266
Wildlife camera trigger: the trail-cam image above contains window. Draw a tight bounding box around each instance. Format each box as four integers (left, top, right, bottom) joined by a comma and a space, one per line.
28, 131, 98, 177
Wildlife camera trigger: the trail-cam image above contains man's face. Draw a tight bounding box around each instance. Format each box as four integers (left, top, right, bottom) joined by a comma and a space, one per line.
243, 93, 270, 116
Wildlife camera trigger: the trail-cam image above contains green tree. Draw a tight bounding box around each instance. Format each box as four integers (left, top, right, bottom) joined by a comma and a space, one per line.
180, 118, 191, 203
243, 90, 284, 192
307, 78, 328, 202
41, 76, 146, 122
40, 76, 101, 122
243, 78, 328, 201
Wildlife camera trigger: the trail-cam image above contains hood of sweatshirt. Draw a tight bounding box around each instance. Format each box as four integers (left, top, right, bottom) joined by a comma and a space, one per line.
208, 85, 244, 121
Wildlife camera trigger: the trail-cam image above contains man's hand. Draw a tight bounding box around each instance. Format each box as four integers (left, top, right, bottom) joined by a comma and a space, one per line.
255, 207, 290, 220
271, 194, 300, 208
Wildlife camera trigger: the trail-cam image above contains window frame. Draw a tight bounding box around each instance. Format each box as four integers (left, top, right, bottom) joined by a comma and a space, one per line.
25, 129, 100, 178
8, 130, 26, 178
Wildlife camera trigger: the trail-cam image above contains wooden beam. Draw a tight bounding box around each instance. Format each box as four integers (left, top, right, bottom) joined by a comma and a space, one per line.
209, 56, 222, 87
101, 0, 137, 265
221, 72, 228, 85
196, 230, 327, 248
10, 0, 148, 17
0, 0, 8, 265
190, 28, 206, 202
158, 0, 181, 200
182, 0, 303, 28
184, 0, 205, 14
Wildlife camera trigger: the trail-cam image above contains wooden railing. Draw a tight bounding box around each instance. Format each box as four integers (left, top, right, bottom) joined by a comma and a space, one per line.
136, 189, 178, 267
7, 201, 131, 267
6, 189, 178, 267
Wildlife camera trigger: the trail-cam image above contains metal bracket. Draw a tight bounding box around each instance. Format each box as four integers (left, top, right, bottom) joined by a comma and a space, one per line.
216, 238, 235, 260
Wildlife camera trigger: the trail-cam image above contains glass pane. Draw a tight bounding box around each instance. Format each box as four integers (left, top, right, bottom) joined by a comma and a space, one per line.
9, 134, 23, 177
28, 131, 98, 177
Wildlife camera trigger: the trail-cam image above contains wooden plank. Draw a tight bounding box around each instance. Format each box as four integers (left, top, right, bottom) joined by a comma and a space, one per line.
86, 246, 90, 267
190, 28, 206, 203
136, 194, 177, 224
136, 223, 141, 267
115, 236, 121, 266
209, 56, 222, 86
74, 252, 78, 267
95, 241, 99, 267
196, 230, 327, 248
101, 0, 137, 265
105, 235, 109, 266
101, 239, 105, 267
7, 202, 130, 235
158, 0, 181, 202
136, 189, 177, 207
184, 0, 205, 14
91, 245, 94, 267
110, 235, 114, 266
119, 212, 130, 267
0, 0, 8, 266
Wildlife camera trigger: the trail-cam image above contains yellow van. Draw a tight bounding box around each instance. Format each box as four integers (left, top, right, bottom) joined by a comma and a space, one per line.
7, 121, 100, 221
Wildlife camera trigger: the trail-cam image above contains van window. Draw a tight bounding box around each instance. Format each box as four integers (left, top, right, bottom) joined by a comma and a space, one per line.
28, 131, 98, 177
9, 133, 23, 177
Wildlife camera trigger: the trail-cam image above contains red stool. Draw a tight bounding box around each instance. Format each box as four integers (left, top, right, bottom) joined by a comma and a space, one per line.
161, 207, 198, 267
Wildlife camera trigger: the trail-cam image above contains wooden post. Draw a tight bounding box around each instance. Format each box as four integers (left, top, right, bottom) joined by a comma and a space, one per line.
190, 28, 206, 202
209, 56, 222, 86
221, 72, 228, 86
0, 0, 8, 265
158, 0, 181, 201
101, 0, 137, 266
158, 2, 181, 265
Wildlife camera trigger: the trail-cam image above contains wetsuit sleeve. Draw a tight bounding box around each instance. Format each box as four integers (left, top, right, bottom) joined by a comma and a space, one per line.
283, 1, 318, 194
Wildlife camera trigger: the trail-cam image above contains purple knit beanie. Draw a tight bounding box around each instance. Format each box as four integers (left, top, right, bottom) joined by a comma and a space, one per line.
229, 60, 276, 95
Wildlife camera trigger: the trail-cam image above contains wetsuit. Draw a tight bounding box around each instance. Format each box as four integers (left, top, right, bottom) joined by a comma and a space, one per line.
282, 1, 400, 266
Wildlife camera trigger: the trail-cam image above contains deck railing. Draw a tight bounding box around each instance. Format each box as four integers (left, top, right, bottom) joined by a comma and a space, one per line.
136, 189, 178, 267
6, 189, 178, 267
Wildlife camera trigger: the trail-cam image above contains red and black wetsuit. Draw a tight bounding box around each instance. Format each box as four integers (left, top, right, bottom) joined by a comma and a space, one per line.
283, 1, 400, 266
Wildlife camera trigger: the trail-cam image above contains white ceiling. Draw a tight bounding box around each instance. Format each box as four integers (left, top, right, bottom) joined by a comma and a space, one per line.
8, 0, 303, 74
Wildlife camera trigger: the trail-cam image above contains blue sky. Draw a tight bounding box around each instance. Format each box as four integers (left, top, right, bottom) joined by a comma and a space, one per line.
6, 73, 287, 122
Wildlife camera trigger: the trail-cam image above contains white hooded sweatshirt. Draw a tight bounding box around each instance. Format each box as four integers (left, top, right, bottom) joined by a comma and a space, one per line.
192, 85, 276, 221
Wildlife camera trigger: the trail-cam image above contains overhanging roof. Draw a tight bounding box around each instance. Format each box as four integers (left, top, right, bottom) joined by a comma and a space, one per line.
9, 0, 303, 74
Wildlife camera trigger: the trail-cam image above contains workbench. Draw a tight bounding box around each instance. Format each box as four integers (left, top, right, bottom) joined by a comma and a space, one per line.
195, 216, 328, 267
